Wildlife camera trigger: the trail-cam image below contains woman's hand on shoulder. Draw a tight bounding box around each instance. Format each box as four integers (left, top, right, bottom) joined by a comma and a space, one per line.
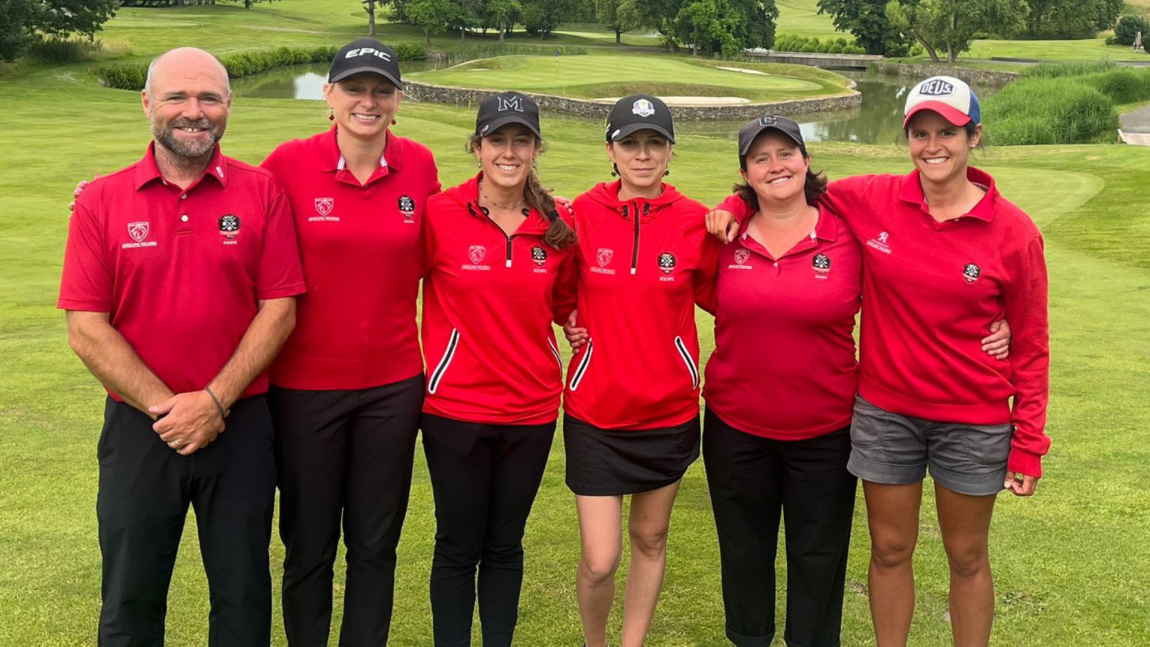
705, 209, 738, 243
68, 173, 103, 211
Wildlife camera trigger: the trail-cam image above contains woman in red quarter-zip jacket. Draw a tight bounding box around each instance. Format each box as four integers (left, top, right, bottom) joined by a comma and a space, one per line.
260, 39, 441, 647
562, 94, 718, 647
419, 91, 578, 647
706, 77, 1049, 647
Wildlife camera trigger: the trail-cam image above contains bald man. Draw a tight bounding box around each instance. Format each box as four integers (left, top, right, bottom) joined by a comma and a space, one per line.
59, 48, 305, 646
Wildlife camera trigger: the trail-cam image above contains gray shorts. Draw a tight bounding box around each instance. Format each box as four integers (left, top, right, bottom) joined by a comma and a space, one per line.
847, 395, 1013, 496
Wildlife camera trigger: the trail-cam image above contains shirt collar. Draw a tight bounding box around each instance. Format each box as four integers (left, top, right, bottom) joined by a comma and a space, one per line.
735, 203, 835, 244
898, 166, 998, 222
134, 142, 228, 191
320, 125, 404, 173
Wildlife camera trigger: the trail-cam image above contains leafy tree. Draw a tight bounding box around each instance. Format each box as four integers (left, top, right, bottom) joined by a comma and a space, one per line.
0, 0, 37, 62
521, 0, 565, 37
36, 0, 119, 39
1023, 0, 1122, 39
478, 0, 522, 43
406, 0, 461, 45
887, 0, 1026, 63
672, 0, 776, 56
594, 0, 643, 43
1115, 14, 1150, 46
363, 0, 377, 35
817, 0, 910, 56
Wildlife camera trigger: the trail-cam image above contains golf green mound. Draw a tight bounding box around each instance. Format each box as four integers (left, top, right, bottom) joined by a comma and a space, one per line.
406, 54, 853, 104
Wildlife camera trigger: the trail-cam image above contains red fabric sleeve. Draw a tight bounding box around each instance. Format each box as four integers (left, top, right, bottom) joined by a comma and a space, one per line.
255, 190, 306, 300
1003, 234, 1051, 477
58, 202, 112, 312
715, 193, 751, 224
694, 235, 721, 315
551, 248, 579, 325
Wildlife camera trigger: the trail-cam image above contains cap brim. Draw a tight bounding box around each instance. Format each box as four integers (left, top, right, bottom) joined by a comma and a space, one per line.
608, 122, 676, 144
903, 102, 971, 128
479, 114, 542, 139
739, 125, 805, 156
328, 66, 403, 90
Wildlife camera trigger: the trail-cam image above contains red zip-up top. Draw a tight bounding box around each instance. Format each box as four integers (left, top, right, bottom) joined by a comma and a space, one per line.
718, 167, 1050, 476
420, 174, 578, 425
699, 206, 863, 441
564, 181, 718, 430
261, 126, 441, 390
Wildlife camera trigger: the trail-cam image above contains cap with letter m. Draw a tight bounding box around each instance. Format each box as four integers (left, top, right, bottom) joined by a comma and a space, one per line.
475, 91, 542, 139
328, 37, 403, 89
903, 75, 981, 128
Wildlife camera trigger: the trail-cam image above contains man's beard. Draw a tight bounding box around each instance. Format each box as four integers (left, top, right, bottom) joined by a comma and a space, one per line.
152, 116, 225, 162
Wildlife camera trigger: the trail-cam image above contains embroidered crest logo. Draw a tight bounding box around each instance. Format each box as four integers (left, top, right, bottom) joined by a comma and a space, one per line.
813, 253, 831, 273
632, 99, 655, 117
218, 214, 240, 233
531, 246, 547, 266
315, 198, 334, 217
597, 248, 614, 268
658, 252, 676, 275
469, 245, 486, 264
127, 222, 150, 243
398, 195, 415, 219
733, 248, 750, 266
878, 231, 890, 244
963, 263, 981, 283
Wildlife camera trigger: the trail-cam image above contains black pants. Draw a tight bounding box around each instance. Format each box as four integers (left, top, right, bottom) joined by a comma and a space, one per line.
703, 408, 858, 647
269, 375, 423, 647
97, 395, 275, 647
420, 413, 556, 647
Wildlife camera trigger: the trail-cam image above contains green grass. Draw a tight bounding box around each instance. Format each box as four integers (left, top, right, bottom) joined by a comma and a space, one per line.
406, 54, 852, 101
776, 0, 843, 40
965, 37, 1150, 61
3, 1, 1150, 645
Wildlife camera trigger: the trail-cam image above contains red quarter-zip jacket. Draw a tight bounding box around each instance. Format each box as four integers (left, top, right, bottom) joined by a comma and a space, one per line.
717, 167, 1050, 477
564, 181, 718, 430
421, 174, 578, 425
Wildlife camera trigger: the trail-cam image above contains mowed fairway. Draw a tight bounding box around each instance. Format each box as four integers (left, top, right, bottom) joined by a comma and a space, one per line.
407, 55, 851, 101
2, 2, 1150, 646
776, 0, 842, 39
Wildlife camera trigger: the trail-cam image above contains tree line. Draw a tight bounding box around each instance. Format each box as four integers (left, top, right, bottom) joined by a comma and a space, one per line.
818, 0, 1129, 62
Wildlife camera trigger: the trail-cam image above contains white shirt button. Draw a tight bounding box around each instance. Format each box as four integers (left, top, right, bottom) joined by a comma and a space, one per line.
773, 262, 779, 267
181, 194, 188, 200
181, 215, 189, 222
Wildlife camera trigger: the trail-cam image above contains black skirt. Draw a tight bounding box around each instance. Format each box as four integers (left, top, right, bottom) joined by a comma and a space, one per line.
563, 414, 701, 496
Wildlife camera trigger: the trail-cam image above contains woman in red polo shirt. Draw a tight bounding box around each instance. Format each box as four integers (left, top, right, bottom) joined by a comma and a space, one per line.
418, 92, 577, 647
562, 94, 718, 647
259, 39, 441, 646
706, 77, 1048, 647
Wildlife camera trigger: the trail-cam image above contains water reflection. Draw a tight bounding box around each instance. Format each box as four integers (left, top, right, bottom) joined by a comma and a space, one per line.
232, 65, 1004, 145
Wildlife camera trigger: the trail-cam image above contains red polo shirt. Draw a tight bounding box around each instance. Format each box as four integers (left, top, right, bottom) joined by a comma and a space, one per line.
563, 181, 718, 430
261, 126, 441, 390
700, 206, 862, 440
718, 167, 1051, 477
58, 144, 306, 400
420, 174, 577, 425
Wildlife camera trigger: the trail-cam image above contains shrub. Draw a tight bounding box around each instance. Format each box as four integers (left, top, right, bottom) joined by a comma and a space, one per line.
1114, 15, 1150, 46
772, 34, 864, 55
1085, 68, 1150, 104
392, 42, 427, 61
1022, 61, 1115, 79
984, 77, 1119, 145
26, 38, 128, 64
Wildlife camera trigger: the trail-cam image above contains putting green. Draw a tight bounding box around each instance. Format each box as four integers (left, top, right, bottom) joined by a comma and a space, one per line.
406, 55, 851, 103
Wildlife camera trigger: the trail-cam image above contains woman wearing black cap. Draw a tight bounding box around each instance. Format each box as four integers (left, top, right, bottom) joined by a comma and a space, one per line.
258, 38, 442, 646
419, 91, 578, 647
561, 94, 718, 647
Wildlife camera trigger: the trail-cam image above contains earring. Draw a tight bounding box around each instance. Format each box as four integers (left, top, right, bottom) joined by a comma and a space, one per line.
532, 158, 538, 169
392, 118, 397, 126
610, 163, 618, 177
664, 169, 670, 177
328, 109, 334, 122
476, 158, 482, 169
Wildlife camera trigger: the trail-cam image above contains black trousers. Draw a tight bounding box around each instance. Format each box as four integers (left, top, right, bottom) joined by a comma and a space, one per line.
420, 413, 556, 647
97, 395, 275, 647
269, 375, 423, 647
703, 408, 858, 647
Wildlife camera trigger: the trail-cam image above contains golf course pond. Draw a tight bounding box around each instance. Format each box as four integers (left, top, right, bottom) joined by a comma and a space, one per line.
232, 60, 1006, 146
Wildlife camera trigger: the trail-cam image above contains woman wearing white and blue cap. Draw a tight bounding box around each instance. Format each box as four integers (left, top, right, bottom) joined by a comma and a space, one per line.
707, 76, 1049, 647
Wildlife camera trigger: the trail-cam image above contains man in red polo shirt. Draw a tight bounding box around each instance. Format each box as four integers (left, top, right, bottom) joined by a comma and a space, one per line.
58, 47, 305, 647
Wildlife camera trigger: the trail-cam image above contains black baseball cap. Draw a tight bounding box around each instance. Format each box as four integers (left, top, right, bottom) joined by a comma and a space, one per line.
738, 115, 806, 159
475, 92, 542, 139
605, 94, 676, 144
329, 38, 403, 89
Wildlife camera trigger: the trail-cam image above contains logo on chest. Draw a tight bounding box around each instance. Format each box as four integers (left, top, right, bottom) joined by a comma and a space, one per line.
658, 252, 677, 281
813, 253, 831, 279
219, 214, 241, 245
310, 197, 338, 222
531, 246, 548, 273
591, 248, 616, 275
398, 195, 416, 223
122, 221, 158, 249
963, 263, 981, 283
729, 247, 753, 270
866, 231, 891, 254
463, 244, 491, 271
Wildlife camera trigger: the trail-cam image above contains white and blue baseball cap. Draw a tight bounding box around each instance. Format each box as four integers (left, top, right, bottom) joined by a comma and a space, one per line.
903, 76, 981, 128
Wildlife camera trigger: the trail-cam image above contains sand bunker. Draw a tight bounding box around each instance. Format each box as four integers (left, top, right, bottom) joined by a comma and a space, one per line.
717, 66, 769, 76
596, 96, 752, 106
